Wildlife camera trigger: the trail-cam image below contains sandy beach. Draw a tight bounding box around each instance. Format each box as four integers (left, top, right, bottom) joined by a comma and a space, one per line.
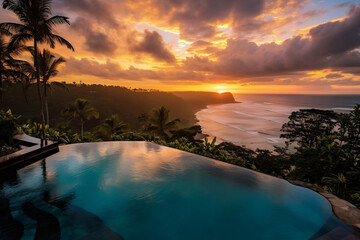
196, 94, 360, 151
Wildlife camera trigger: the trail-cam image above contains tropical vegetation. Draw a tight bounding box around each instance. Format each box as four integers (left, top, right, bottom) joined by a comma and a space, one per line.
63, 98, 99, 139
1, 0, 74, 143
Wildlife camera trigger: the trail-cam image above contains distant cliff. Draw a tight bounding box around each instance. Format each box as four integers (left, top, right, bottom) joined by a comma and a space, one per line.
172, 91, 236, 108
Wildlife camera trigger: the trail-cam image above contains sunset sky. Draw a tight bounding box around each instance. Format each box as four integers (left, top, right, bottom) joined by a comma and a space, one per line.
2, 0, 360, 94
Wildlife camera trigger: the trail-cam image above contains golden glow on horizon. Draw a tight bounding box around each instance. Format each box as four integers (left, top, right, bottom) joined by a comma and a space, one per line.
54, 73, 360, 94
5, 0, 356, 95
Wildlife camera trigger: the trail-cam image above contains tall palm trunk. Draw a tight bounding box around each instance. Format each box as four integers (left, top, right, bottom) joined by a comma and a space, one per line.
43, 79, 49, 127
34, 39, 46, 146
0, 74, 2, 108
80, 118, 84, 139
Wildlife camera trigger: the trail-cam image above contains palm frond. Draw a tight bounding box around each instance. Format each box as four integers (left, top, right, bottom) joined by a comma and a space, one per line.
50, 34, 74, 51
47, 56, 65, 78
39, 0, 53, 17
2, 0, 30, 22
0, 22, 25, 33
45, 16, 70, 27
7, 33, 33, 50
165, 118, 180, 129
50, 81, 68, 92
0, 27, 12, 36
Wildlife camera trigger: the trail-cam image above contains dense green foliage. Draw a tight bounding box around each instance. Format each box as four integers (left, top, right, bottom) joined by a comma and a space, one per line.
281, 106, 360, 207
139, 106, 180, 140
63, 98, 99, 138
97, 114, 128, 140
2, 83, 235, 129
155, 106, 360, 207
280, 109, 338, 148
0, 109, 20, 155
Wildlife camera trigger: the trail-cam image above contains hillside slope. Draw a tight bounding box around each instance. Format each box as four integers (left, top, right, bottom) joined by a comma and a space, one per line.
3, 83, 236, 129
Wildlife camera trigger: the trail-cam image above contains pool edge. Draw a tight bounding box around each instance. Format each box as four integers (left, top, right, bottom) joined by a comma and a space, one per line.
288, 179, 360, 233
57, 141, 360, 234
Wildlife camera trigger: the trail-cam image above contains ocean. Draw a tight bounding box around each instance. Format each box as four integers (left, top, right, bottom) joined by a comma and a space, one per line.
196, 94, 360, 151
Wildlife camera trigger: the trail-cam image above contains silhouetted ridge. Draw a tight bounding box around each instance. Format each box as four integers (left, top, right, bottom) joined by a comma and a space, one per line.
3, 83, 235, 129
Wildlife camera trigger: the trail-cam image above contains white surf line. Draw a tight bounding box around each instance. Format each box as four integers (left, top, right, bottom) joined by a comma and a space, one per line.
331, 107, 354, 111
264, 109, 294, 116
232, 110, 285, 124
198, 115, 280, 143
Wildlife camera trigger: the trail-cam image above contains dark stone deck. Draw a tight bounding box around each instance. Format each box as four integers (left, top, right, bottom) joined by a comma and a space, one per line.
0, 134, 59, 173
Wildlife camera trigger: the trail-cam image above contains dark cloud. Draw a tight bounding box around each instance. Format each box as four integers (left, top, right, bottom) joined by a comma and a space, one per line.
178, 24, 218, 41
137, 0, 309, 40
163, 0, 264, 40
186, 40, 219, 54
326, 73, 343, 79
72, 18, 117, 55
329, 78, 360, 86
129, 29, 176, 64
54, 0, 118, 27
309, 5, 360, 56
61, 57, 205, 81
183, 56, 215, 72
61, 57, 125, 80
183, 5, 360, 77
335, 67, 360, 75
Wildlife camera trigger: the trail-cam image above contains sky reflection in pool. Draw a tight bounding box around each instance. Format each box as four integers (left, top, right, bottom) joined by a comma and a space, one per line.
0, 142, 346, 239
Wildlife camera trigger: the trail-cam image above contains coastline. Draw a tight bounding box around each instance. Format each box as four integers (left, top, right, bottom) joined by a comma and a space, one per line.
194, 99, 360, 233
194, 94, 360, 150
194, 101, 286, 150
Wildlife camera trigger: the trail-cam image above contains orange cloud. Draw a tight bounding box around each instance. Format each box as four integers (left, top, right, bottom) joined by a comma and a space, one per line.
2, 0, 360, 94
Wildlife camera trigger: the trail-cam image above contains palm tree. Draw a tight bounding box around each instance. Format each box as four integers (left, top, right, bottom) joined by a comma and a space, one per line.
1, 0, 74, 141
40, 50, 66, 126
22, 49, 66, 126
0, 31, 28, 107
0, 33, 13, 107
322, 173, 348, 198
142, 106, 180, 140
100, 114, 128, 138
63, 98, 99, 139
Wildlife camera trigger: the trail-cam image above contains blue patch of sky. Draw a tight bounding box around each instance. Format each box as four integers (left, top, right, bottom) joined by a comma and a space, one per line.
301, 0, 358, 26
134, 23, 179, 44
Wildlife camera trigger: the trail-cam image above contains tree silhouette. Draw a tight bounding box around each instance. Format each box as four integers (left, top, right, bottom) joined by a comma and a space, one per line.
22, 49, 66, 126
100, 114, 128, 138
0, 31, 27, 107
1, 0, 74, 142
63, 98, 99, 139
142, 106, 180, 140
280, 109, 338, 148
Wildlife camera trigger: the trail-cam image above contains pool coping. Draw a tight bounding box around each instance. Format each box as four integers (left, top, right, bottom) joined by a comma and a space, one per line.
0, 134, 59, 173
288, 180, 360, 231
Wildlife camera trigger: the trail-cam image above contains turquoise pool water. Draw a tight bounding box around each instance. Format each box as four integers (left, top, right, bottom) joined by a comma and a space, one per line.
0, 142, 353, 239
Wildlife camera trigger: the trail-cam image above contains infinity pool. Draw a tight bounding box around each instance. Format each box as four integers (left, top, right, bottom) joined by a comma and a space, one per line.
0, 142, 355, 239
